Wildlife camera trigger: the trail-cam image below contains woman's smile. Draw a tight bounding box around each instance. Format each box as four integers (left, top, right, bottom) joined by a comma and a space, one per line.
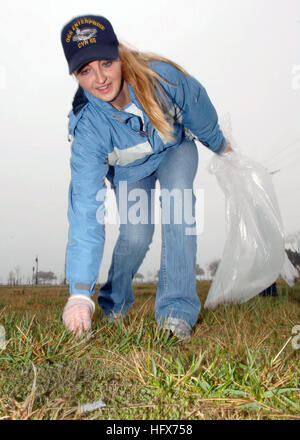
95, 83, 112, 94
75, 59, 130, 107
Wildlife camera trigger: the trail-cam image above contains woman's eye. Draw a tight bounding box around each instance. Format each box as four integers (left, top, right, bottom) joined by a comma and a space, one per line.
103, 61, 112, 67
77, 66, 90, 75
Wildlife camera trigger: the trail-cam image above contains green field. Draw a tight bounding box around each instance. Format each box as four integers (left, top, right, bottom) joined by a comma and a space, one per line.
0, 280, 299, 420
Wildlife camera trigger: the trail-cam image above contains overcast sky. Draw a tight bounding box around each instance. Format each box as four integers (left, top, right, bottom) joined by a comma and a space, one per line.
0, 0, 299, 284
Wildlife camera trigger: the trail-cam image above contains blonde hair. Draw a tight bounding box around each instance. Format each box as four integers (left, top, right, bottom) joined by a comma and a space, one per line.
118, 43, 190, 142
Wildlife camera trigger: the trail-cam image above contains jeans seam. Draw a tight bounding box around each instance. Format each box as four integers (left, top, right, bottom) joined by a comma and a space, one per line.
161, 223, 168, 294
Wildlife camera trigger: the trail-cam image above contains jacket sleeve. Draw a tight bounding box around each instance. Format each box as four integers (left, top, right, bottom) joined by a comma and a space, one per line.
66, 112, 109, 296
156, 62, 226, 154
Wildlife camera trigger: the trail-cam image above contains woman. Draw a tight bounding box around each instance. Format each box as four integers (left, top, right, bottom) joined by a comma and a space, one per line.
60, 14, 231, 339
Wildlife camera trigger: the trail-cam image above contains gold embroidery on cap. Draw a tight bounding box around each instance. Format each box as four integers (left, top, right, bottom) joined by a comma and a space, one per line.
65, 18, 105, 43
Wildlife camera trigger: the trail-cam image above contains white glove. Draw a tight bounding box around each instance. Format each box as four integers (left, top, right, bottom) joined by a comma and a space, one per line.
62, 294, 95, 337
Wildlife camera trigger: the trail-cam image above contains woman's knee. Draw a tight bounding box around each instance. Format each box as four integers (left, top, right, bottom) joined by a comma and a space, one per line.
157, 140, 199, 188
116, 223, 154, 255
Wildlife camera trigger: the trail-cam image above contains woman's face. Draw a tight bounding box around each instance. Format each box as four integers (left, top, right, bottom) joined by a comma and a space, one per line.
75, 59, 129, 108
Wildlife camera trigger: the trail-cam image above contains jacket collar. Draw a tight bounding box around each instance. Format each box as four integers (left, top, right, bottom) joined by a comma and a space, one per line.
72, 83, 143, 122
72, 86, 88, 116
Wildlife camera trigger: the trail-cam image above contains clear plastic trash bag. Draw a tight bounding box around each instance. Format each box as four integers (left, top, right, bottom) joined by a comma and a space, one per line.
279, 251, 299, 287
285, 229, 300, 254
280, 229, 300, 287
204, 149, 285, 310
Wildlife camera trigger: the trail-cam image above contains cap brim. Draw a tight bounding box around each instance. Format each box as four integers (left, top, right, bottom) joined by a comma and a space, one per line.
69, 43, 119, 74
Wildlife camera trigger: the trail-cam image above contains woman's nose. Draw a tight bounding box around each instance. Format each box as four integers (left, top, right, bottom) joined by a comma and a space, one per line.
95, 65, 106, 83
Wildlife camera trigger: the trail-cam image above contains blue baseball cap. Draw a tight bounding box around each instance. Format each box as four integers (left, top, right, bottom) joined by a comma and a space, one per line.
61, 15, 119, 74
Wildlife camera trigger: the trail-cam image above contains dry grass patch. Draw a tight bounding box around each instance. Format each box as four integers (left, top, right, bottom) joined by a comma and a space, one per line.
0, 280, 299, 419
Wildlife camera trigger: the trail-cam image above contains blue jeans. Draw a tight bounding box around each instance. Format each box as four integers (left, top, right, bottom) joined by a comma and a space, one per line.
97, 140, 201, 328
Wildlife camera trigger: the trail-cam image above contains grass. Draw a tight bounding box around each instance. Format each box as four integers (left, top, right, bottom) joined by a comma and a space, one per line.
0, 280, 299, 420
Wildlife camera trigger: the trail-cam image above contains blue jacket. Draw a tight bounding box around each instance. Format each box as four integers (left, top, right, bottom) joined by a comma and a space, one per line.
66, 61, 226, 295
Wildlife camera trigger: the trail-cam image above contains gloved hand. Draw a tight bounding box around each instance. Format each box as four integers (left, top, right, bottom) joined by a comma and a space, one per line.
62, 294, 95, 337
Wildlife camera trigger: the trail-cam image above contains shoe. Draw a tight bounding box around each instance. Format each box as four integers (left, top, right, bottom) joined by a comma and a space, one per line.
104, 311, 122, 323
163, 317, 192, 340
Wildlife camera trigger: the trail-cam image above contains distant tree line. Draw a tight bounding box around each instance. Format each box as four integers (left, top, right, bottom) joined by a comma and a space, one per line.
131, 260, 221, 284
6, 267, 66, 286
4, 255, 246, 286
